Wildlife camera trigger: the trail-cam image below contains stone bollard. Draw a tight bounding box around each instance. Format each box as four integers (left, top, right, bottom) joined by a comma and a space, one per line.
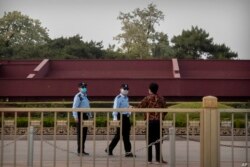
200, 96, 220, 167
27, 126, 34, 167
168, 127, 176, 167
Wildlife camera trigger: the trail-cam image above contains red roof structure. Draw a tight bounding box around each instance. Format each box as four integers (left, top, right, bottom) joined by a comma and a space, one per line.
0, 59, 250, 101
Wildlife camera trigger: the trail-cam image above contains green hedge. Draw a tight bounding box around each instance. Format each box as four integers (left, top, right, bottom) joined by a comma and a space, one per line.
0, 101, 113, 108
1, 117, 248, 128
0, 101, 249, 128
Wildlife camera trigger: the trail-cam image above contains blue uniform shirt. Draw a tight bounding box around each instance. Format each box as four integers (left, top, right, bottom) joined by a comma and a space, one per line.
72, 92, 91, 119
112, 94, 131, 120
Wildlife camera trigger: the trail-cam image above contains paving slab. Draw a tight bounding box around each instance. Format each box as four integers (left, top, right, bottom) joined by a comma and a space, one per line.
0, 138, 249, 167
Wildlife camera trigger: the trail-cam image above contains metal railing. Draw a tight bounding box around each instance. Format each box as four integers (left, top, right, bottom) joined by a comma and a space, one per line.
0, 97, 249, 167
219, 109, 249, 167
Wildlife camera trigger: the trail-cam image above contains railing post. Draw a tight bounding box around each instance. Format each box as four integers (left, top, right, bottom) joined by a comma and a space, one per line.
169, 127, 176, 167
200, 96, 220, 167
27, 126, 34, 167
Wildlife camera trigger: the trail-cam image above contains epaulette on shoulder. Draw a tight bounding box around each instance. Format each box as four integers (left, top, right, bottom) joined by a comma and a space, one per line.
117, 95, 121, 99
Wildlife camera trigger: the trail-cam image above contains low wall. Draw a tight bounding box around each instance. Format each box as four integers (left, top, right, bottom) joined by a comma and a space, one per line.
1, 127, 248, 136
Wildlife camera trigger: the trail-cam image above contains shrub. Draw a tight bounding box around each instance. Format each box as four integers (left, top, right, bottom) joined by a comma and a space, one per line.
0, 101, 248, 128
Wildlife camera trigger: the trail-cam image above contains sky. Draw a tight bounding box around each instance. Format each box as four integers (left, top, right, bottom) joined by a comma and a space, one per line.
0, 0, 249, 59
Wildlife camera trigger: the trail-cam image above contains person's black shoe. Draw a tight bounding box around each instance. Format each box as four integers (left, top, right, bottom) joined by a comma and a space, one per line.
78, 152, 89, 156
125, 152, 136, 157
105, 149, 113, 156
156, 160, 168, 164
82, 152, 89, 156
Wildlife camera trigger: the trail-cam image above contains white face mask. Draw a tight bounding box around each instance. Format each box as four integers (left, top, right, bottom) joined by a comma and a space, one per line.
121, 89, 128, 95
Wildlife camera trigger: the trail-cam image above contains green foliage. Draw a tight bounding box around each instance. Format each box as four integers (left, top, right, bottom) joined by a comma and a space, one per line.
0, 101, 114, 108
169, 102, 202, 109
115, 3, 173, 59
16, 117, 28, 127
222, 102, 250, 109
31, 35, 106, 59
168, 102, 232, 109
171, 26, 238, 59
0, 8, 238, 60
104, 44, 127, 59
95, 116, 107, 127
152, 32, 176, 58
0, 101, 72, 108
234, 119, 246, 128
0, 11, 49, 59
171, 26, 213, 59
165, 113, 199, 127
0, 101, 248, 128
167, 102, 233, 127
0, 10, 113, 60
208, 43, 238, 59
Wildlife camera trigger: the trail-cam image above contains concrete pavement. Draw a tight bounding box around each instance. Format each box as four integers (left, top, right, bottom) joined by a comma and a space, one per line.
1, 137, 249, 167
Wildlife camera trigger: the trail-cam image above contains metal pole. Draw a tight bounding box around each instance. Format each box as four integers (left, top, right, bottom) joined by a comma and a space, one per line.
120, 112, 123, 167
187, 113, 189, 167
93, 112, 96, 167
40, 112, 44, 167
67, 112, 70, 167
133, 112, 136, 167
80, 112, 83, 167
27, 126, 34, 167
146, 113, 149, 167
231, 113, 234, 167
53, 112, 57, 167
14, 112, 17, 167
169, 127, 175, 167
245, 113, 248, 164
106, 112, 110, 167
160, 112, 162, 167
1, 112, 4, 167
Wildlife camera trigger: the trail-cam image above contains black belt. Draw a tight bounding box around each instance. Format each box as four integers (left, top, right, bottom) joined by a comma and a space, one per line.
122, 114, 130, 117
117, 113, 130, 118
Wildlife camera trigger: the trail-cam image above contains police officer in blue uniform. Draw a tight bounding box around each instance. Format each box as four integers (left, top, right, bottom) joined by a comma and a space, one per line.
105, 84, 135, 157
72, 82, 92, 156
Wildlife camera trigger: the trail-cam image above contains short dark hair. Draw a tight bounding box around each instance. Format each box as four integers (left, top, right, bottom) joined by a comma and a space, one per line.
149, 82, 158, 94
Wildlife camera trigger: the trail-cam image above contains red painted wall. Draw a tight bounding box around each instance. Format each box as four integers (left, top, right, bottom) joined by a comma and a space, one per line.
179, 60, 250, 79
0, 59, 250, 101
0, 61, 39, 78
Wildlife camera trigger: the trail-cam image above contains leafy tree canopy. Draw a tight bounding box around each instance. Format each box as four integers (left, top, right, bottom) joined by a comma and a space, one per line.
208, 43, 237, 60
0, 11, 49, 47
115, 3, 173, 59
0, 11, 50, 59
171, 26, 238, 59
0, 8, 238, 60
33, 35, 106, 59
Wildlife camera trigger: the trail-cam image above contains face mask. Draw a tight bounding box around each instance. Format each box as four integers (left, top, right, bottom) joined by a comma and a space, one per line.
81, 87, 87, 94
121, 89, 128, 95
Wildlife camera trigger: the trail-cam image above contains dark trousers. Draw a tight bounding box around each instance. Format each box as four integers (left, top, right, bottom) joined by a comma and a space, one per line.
77, 112, 88, 153
148, 120, 161, 162
108, 114, 132, 153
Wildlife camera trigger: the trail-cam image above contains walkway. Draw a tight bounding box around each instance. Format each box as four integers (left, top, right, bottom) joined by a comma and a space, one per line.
1, 137, 248, 167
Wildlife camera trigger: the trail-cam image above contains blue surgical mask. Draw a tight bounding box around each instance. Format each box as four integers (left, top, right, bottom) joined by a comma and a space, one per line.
81, 87, 87, 94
